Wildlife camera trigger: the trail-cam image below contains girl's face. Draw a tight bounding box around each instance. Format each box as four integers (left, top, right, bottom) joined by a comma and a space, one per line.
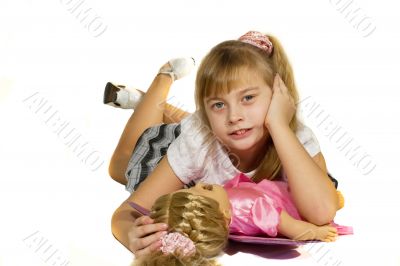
204, 69, 272, 158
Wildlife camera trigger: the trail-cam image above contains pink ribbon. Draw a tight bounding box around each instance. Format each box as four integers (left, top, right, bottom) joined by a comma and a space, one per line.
239, 31, 273, 55
160, 232, 196, 256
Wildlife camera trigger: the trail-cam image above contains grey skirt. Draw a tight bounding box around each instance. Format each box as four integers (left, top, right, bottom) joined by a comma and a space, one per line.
125, 123, 181, 193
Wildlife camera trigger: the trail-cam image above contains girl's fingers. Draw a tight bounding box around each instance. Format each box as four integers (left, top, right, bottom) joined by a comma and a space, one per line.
277, 75, 295, 104
132, 220, 168, 239
133, 238, 163, 258
273, 73, 280, 92
128, 217, 168, 253
277, 74, 283, 92
131, 231, 167, 257
278, 75, 288, 93
134, 215, 154, 227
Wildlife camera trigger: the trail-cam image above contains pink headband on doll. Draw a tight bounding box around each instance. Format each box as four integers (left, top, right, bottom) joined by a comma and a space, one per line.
160, 232, 196, 256
238, 31, 273, 55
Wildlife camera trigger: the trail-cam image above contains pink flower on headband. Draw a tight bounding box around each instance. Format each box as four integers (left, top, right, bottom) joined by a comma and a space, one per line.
238, 31, 273, 55
160, 232, 196, 256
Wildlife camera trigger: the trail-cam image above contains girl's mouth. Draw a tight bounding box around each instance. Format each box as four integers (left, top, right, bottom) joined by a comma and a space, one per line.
229, 128, 252, 139
230, 128, 251, 135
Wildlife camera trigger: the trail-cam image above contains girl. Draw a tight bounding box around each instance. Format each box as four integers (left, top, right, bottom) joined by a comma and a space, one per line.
109, 31, 340, 257
131, 173, 342, 266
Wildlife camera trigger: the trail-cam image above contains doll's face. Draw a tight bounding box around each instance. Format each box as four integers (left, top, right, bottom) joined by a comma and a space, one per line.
176, 183, 231, 222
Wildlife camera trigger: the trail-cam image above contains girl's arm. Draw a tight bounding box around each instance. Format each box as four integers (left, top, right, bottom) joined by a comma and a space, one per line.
268, 123, 337, 226
111, 156, 184, 256
265, 75, 337, 225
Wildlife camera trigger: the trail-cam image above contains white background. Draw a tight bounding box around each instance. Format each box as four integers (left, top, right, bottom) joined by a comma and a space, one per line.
1, 0, 399, 265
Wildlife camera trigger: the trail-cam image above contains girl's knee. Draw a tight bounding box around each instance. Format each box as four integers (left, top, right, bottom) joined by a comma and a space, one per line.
108, 163, 127, 185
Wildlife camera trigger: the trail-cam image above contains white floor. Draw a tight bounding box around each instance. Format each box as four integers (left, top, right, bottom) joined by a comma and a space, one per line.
1, 1, 400, 265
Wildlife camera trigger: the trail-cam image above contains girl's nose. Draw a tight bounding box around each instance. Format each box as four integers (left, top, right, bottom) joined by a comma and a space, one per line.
227, 107, 243, 124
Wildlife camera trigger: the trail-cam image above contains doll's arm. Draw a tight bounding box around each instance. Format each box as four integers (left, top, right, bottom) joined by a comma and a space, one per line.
278, 210, 338, 242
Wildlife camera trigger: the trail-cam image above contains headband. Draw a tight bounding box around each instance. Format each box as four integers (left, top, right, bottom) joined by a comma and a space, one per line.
160, 232, 196, 256
238, 31, 273, 55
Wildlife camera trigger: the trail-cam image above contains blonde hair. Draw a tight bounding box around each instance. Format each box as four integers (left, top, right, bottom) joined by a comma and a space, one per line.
194, 34, 299, 182
133, 192, 229, 266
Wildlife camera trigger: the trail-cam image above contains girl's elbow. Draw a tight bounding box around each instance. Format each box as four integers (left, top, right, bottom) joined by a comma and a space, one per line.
310, 191, 338, 225
111, 203, 135, 251
111, 210, 121, 240
111, 206, 127, 242
310, 205, 337, 226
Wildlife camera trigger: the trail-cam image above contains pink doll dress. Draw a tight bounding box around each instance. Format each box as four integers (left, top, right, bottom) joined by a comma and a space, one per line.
224, 173, 354, 237
224, 173, 301, 237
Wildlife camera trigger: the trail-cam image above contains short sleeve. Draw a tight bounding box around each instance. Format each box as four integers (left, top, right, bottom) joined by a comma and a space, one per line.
251, 196, 281, 237
167, 112, 206, 184
296, 122, 321, 157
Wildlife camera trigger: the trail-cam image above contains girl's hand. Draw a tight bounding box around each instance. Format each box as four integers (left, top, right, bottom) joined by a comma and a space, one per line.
265, 74, 296, 129
128, 216, 168, 258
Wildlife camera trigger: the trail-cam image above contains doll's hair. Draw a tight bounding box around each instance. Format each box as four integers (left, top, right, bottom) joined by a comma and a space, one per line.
194, 33, 299, 182
132, 192, 229, 266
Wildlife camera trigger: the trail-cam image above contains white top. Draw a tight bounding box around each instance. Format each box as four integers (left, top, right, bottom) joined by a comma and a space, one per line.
167, 111, 320, 186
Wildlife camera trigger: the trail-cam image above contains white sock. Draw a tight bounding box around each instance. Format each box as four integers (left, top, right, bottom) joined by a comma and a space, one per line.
116, 88, 144, 109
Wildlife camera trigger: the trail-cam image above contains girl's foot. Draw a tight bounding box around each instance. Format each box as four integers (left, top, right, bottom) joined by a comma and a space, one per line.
103, 82, 144, 109
158, 57, 195, 81
104, 58, 195, 109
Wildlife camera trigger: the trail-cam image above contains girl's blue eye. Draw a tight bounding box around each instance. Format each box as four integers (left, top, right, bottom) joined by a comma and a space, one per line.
213, 102, 224, 109
244, 95, 254, 101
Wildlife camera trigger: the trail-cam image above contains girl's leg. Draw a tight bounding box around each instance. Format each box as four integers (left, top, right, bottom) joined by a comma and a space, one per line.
278, 210, 338, 242
108, 73, 174, 185
163, 103, 191, 124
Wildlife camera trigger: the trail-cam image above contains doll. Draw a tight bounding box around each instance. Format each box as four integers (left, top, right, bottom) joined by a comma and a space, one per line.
131, 190, 229, 266
132, 173, 349, 265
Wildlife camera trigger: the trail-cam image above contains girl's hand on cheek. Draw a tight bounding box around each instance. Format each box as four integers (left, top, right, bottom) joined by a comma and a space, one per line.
264, 74, 296, 129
